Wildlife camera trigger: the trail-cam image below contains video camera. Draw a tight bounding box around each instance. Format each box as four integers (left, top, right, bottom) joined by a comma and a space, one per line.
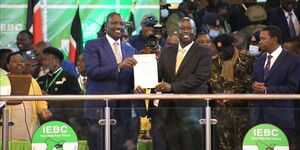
146, 24, 162, 52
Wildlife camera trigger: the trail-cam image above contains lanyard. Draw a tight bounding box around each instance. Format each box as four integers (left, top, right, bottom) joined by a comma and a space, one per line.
45, 69, 63, 92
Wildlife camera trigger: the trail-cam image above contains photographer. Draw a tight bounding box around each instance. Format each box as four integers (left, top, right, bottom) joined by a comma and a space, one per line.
129, 13, 165, 53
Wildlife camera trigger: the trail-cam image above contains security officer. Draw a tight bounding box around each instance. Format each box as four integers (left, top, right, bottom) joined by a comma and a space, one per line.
210, 34, 255, 150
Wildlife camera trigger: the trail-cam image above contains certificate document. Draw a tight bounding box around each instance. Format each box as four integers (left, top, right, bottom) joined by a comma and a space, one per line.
133, 54, 158, 88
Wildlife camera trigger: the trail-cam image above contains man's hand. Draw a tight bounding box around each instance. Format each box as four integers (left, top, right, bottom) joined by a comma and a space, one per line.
118, 57, 137, 71
139, 47, 155, 54
155, 82, 172, 93
40, 108, 52, 120
252, 82, 266, 94
41, 90, 48, 95
134, 85, 146, 94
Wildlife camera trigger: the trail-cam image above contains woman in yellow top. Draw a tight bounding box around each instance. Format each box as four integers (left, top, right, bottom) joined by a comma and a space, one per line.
5, 52, 52, 141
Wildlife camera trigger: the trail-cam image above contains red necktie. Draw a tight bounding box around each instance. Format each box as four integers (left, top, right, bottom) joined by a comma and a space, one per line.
82, 77, 87, 88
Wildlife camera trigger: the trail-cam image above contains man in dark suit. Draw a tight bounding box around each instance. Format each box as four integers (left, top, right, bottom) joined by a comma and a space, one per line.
154, 17, 211, 150
37, 47, 84, 137
267, 0, 300, 42
251, 26, 300, 147
84, 12, 143, 150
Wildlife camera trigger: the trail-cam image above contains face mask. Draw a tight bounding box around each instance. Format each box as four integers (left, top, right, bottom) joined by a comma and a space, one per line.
249, 45, 260, 56
161, 9, 169, 18
208, 30, 220, 38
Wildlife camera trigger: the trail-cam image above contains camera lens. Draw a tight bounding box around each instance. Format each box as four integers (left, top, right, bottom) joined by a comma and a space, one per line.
146, 35, 160, 51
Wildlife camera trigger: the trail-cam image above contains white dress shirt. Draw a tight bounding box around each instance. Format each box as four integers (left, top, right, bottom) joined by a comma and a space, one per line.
177, 41, 194, 58
283, 8, 300, 36
264, 46, 283, 70
106, 34, 123, 61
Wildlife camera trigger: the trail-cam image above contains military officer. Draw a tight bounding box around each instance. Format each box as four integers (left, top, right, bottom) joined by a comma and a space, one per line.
210, 34, 255, 150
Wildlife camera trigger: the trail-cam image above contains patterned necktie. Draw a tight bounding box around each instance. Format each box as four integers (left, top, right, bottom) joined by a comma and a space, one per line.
113, 42, 122, 63
288, 12, 296, 37
175, 49, 186, 73
264, 55, 273, 80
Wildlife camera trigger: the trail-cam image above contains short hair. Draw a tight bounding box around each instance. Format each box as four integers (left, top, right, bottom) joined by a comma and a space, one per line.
261, 25, 283, 44
231, 31, 247, 41
7, 52, 22, 64
0, 49, 13, 62
285, 36, 300, 54
196, 32, 209, 37
34, 41, 50, 48
177, 17, 197, 33
106, 12, 121, 23
18, 30, 33, 40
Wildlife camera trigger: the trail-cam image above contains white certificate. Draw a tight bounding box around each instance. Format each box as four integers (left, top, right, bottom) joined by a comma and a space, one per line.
133, 54, 158, 88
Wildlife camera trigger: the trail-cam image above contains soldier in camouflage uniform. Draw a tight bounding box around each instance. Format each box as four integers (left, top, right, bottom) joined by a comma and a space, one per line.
210, 34, 255, 150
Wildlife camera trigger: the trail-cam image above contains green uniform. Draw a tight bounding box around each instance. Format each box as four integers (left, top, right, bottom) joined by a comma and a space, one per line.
209, 49, 255, 150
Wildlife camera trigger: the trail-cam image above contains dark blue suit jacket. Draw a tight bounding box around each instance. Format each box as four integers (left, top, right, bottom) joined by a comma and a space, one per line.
84, 36, 141, 121
251, 49, 300, 128
267, 7, 300, 42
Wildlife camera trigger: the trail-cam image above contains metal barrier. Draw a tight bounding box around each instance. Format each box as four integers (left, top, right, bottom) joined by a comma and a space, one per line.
1, 94, 300, 150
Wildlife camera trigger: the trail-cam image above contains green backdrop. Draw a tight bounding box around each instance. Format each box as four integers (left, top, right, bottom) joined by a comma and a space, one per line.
0, 0, 159, 57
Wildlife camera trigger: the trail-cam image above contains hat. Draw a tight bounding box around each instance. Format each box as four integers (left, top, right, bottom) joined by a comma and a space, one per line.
202, 13, 221, 26
43, 47, 64, 62
141, 13, 158, 26
245, 5, 267, 22
213, 34, 235, 49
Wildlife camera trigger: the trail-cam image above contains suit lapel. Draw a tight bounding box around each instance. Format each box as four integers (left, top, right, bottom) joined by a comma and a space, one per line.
120, 43, 129, 60
101, 37, 117, 64
176, 42, 197, 75
258, 53, 267, 82
168, 46, 178, 77
279, 8, 290, 34
265, 50, 287, 81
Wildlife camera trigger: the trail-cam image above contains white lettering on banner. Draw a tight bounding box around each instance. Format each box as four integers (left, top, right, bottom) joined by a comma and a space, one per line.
42, 126, 68, 134
0, 24, 22, 31
82, 23, 99, 31
253, 129, 278, 136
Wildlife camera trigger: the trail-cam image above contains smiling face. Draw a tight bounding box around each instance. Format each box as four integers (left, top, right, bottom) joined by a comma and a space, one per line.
177, 18, 196, 47
42, 53, 60, 73
16, 32, 33, 52
105, 13, 124, 41
7, 54, 25, 74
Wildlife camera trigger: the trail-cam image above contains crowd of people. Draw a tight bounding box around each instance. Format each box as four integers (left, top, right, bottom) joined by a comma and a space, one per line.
1, 0, 300, 150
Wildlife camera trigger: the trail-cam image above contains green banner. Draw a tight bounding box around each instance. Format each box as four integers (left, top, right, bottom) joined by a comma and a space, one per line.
243, 124, 289, 150
0, 0, 159, 57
